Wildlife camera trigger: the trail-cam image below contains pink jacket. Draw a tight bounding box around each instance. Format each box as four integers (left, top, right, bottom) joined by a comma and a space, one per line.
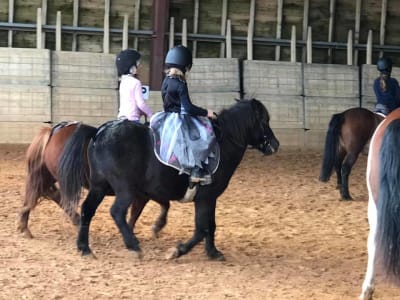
117, 75, 153, 121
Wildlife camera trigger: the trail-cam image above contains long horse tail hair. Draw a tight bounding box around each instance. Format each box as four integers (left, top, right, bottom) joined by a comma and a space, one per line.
377, 118, 400, 280
24, 127, 53, 209
319, 112, 345, 182
58, 124, 98, 210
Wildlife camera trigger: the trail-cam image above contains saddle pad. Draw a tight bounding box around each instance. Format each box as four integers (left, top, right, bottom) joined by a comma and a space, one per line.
150, 112, 220, 175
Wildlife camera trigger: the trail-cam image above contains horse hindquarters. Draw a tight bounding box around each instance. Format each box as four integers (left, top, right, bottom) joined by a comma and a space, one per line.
375, 119, 400, 280
319, 113, 344, 182
18, 127, 53, 237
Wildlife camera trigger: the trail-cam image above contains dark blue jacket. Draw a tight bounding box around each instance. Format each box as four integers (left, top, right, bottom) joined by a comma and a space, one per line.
161, 75, 207, 116
374, 76, 400, 113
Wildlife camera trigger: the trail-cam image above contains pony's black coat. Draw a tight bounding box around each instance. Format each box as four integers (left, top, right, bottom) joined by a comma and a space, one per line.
60, 99, 279, 259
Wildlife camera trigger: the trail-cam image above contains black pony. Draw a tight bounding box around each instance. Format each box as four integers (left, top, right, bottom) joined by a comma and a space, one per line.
58, 98, 279, 260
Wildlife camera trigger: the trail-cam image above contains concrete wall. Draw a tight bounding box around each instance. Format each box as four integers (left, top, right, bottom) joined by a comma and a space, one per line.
0, 48, 384, 147
244, 61, 367, 149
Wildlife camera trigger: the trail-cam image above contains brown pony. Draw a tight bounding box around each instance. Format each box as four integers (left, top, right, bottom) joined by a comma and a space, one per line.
18, 121, 169, 239
360, 108, 400, 300
17, 122, 96, 238
319, 107, 383, 200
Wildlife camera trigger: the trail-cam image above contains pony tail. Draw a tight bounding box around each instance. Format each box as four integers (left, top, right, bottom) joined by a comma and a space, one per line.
58, 124, 98, 211
377, 118, 400, 280
380, 73, 388, 92
22, 127, 53, 214
319, 112, 344, 182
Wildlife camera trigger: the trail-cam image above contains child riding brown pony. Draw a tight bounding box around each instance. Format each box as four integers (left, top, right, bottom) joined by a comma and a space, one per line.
319, 107, 383, 200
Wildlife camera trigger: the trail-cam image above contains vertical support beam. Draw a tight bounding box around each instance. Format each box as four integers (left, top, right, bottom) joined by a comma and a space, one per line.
290, 25, 296, 63
354, 0, 361, 65
72, 0, 79, 51
182, 18, 187, 47
41, 0, 47, 48
122, 14, 129, 50
181, 19, 187, 47
192, 0, 199, 57
36, 8, 42, 49
56, 11, 62, 51
302, 0, 309, 62
379, 0, 387, 58
226, 19, 232, 59
247, 0, 255, 60
103, 0, 110, 54
328, 0, 336, 63
366, 30, 373, 64
8, 0, 14, 47
347, 30, 353, 66
150, 0, 169, 90
220, 0, 228, 58
275, 0, 283, 61
133, 0, 141, 50
306, 26, 312, 64
169, 17, 175, 49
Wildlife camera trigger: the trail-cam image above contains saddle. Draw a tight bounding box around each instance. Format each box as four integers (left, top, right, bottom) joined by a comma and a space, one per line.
51, 120, 80, 136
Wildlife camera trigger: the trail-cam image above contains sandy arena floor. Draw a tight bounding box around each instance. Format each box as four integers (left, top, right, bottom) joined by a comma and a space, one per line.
0, 144, 399, 300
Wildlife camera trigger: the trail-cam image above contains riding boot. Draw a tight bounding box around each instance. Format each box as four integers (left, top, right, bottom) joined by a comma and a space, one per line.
190, 167, 213, 187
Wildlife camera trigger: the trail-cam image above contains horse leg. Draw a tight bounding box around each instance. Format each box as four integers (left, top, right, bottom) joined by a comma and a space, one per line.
77, 188, 106, 256
334, 148, 345, 190
167, 199, 223, 260
359, 197, 378, 300
110, 193, 142, 257
203, 199, 225, 260
46, 185, 80, 226
127, 199, 147, 232
151, 200, 170, 238
17, 205, 34, 238
340, 153, 359, 200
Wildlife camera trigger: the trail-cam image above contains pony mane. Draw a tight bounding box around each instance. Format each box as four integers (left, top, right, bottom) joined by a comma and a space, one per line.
215, 98, 268, 143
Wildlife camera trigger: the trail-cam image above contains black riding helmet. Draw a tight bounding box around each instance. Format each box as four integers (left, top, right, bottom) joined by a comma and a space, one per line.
377, 57, 392, 74
165, 45, 193, 73
116, 49, 141, 76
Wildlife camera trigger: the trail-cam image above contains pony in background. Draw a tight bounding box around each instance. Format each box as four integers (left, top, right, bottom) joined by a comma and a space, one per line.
319, 107, 383, 200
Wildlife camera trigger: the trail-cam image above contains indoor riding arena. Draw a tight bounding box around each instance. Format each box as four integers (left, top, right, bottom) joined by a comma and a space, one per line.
1, 1, 400, 300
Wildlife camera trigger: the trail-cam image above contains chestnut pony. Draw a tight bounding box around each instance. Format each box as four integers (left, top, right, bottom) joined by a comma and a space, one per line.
19, 121, 169, 239
18, 122, 97, 238
360, 108, 400, 299
319, 107, 383, 200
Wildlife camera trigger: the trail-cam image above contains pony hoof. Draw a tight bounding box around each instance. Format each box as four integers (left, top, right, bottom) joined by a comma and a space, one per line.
19, 228, 33, 239
151, 226, 161, 239
165, 247, 180, 260
359, 288, 374, 300
130, 250, 143, 260
341, 196, 353, 201
81, 250, 97, 259
71, 215, 80, 226
208, 250, 225, 261
78, 246, 95, 258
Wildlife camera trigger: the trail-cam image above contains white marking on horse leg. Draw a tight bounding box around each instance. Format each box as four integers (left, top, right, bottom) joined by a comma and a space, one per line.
359, 195, 377, 300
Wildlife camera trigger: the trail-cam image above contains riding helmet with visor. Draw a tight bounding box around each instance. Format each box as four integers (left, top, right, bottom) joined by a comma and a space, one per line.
165, 45, 193, 73
116, 49, 141, 76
